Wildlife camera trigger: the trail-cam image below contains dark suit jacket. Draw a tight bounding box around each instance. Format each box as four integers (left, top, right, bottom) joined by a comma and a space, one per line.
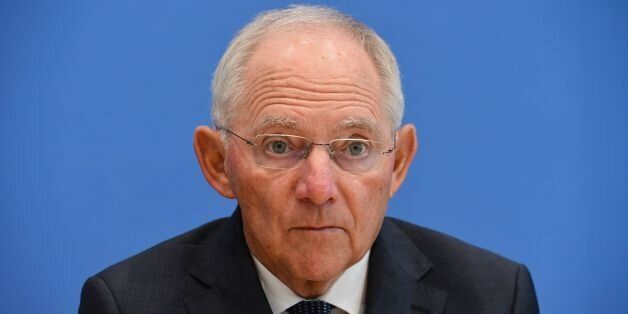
79, 209, 539, 313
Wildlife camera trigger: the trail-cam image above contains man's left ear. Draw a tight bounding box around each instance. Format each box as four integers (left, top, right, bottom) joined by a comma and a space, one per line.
389, 124, 418, 198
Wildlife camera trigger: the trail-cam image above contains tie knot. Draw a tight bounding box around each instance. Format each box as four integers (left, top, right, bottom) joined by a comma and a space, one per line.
286, 300, 335, 314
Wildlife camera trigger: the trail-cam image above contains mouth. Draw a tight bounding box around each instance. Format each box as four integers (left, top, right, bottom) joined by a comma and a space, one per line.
292, 226, 343, 233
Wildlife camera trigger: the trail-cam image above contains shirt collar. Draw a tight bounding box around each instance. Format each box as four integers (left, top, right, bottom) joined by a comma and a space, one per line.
252, 251, 370, 314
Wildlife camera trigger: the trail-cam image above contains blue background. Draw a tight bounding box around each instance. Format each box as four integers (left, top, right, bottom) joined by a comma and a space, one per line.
2, 1, 627, 313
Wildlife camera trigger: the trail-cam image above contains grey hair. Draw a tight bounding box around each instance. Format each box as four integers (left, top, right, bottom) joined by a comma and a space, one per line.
211, 5, 404, 130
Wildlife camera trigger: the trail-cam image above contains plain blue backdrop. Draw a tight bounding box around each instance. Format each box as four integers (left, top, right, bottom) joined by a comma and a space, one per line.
2, 0, 627, 313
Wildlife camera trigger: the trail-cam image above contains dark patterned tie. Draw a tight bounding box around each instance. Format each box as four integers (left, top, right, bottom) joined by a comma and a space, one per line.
286, 300, 335, 314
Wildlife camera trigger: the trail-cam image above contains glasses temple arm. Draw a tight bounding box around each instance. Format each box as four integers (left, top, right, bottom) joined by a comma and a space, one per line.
216, 126, 254, 145
382, 131, 397, 155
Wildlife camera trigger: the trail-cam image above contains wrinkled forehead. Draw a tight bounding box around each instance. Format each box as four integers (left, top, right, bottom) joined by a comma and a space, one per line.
237, 27, 389, 133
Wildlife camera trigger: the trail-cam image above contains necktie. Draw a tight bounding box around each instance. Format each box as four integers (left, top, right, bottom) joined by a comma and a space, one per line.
286, 300, 335, 314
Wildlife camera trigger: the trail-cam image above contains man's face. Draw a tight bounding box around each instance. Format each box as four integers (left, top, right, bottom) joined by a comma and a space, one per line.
224, 28, 396, 293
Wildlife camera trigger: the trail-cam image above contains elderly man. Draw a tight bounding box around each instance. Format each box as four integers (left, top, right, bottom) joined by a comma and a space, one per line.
80, 5, 539, 314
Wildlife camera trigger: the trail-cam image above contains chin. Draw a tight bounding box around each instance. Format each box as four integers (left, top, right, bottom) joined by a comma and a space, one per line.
294, 264, 344, 284
289, 250, 352, 283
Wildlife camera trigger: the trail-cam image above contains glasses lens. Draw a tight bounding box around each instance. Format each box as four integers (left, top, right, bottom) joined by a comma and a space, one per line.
246, 134, 388, 173
330, 139, 381, 173
252, 134, 309, 169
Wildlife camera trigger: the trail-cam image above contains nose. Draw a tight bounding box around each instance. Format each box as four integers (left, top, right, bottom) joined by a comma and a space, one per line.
295, 145, 338, 205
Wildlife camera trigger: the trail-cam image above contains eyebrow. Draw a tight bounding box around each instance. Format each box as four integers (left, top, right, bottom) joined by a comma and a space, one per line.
252, 115, 383, 137
253, 115, 298, 133
333, 117, 382, 136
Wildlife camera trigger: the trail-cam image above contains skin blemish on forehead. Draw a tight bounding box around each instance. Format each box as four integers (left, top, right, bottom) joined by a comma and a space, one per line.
320, 38, 343, 62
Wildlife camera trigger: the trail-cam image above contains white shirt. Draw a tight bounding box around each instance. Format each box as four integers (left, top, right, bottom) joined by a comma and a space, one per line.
252, 251, 370, 314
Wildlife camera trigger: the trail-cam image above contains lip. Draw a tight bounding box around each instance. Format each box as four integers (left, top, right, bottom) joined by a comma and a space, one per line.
292, 226, 343, 232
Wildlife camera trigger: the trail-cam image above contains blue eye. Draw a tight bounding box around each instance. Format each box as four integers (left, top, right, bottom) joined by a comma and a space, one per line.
269, 140, 287, 154
348, 142, 366, 155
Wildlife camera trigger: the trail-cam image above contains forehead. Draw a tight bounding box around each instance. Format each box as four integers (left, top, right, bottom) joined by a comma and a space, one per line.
247, 27, 379, 82
237, 27, 388, 132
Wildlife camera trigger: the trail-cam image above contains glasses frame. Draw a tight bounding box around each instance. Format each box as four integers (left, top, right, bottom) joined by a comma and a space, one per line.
217, 126, 396, 172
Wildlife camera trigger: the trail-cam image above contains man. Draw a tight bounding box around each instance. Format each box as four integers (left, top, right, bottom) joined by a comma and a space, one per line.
80, 5, 539, 314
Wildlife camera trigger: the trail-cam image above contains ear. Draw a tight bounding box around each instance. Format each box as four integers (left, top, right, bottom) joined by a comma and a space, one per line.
389, 124, 418, 198
193, 126, 235, 199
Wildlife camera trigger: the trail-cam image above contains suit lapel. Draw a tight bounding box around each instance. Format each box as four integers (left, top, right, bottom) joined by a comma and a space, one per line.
184, 208, 273, 314
366, 219, 447, 314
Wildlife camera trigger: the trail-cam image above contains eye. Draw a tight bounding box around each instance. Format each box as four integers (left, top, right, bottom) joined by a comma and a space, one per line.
267, 140, 288, 154
348, 142, 365, 155
341, 140, 372, 157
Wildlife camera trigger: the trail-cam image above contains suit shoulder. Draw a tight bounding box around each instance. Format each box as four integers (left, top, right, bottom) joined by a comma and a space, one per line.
385, 217, 537, 312
94, 216, 230, 287
80, 216, 233, 313
386, 217, 518, 270
385, 217, 538, 313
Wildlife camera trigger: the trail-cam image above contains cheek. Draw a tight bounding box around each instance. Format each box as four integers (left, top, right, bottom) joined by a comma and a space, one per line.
226, 147, 271, 204
341, 171, 392, 245
232, 171, 296, 212
348, 169, 392, 208
226, 152, 297, 229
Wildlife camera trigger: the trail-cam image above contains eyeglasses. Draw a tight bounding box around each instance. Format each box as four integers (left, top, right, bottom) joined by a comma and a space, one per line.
218, 127, 396, 173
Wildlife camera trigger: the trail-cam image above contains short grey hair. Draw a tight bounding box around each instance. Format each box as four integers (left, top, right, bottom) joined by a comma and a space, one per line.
211, 5, 404, 130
